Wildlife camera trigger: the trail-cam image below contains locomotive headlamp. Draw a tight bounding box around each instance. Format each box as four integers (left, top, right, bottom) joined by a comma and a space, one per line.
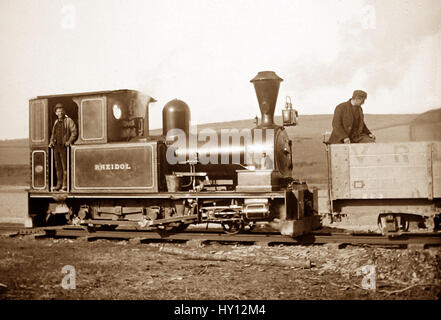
282, 96, 298, 126
112, 104, 122, 119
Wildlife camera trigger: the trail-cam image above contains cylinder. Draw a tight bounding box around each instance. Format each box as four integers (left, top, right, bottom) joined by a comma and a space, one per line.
162, 99, 191, 142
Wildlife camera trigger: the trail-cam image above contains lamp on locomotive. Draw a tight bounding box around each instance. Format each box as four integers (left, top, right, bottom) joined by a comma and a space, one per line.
282, 96, 298, 127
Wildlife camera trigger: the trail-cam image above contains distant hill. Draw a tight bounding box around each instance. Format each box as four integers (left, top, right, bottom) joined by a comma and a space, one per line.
0, 138, 28, 146
0, 138, 29, 165
0, 113, 422, 186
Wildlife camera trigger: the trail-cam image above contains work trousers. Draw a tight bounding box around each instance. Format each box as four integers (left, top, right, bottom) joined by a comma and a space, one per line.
54, 145, 67, 187
351, 134, 375, 143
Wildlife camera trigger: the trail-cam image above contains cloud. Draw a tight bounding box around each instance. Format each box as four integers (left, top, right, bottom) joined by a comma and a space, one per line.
287, 0, 441, 96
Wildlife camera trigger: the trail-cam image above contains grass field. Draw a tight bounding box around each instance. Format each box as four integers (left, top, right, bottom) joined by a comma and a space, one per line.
0, 113, 417, 187
1, 237, 439, 300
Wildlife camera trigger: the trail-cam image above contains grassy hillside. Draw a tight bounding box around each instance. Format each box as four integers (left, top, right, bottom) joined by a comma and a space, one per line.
0, 138, 28, 165
0, 114, 417, 186
0, 139, 29, 186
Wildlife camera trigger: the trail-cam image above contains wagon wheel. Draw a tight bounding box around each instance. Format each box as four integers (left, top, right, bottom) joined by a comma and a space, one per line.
221, 220, 244, 234
377, 214, 390, 235
378, 213, 409, 234
400, 216, 410, 232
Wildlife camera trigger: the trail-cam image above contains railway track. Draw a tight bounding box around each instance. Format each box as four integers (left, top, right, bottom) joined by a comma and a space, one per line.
3, 225, 440, 248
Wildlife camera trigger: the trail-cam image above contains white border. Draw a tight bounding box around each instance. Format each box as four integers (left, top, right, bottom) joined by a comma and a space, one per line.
72, 142, 156, 190
32, 150, 46, 190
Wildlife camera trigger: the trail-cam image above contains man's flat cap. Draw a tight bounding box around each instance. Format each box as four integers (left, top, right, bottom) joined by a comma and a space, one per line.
54, 103, 65, 112
352, 90, 367, 99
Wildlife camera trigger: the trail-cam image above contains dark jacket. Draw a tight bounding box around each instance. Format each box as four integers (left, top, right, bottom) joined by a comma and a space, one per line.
328, 99, 371, 144
50, 116, 77, 146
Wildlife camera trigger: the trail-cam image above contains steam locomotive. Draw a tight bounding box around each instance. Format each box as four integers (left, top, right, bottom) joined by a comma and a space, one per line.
27, 71, 321, 236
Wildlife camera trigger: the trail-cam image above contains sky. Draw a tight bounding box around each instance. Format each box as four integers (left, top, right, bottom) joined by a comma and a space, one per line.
0, 0, 440, 140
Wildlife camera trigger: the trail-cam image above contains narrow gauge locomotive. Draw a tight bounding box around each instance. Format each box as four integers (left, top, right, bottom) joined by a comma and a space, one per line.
27, 71, 321, 236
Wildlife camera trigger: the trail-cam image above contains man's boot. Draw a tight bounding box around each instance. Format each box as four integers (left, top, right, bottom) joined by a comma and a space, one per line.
61, 171, 67, 191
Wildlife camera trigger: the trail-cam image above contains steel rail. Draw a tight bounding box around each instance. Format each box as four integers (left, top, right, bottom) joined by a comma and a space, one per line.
3, 224, 439, 247
37, 227, 441, 247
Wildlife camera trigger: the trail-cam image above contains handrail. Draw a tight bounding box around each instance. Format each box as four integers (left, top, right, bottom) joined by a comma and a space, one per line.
67, 146, 70, 192
49, 145, 70, 192
50, 148, 54, 192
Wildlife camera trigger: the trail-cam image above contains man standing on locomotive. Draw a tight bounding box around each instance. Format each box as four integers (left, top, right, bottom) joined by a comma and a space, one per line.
328, 90, 375, 144
48, 103, 77, 191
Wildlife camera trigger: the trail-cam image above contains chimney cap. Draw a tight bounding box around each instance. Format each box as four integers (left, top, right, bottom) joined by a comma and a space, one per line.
250, 71, 283, 83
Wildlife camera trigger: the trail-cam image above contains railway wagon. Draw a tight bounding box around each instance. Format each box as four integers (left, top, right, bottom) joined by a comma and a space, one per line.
27, 71, 321, 236
325, 141, 441, 233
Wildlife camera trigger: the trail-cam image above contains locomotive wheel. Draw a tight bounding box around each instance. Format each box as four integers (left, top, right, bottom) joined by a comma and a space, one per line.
99, 225, 118, 231
86, 225, 97, 233
64, 209, 73, 225
157, 222, 189, 233
221, 220, 244, 234
243, 222, 256, 233
170, 223, 190, 232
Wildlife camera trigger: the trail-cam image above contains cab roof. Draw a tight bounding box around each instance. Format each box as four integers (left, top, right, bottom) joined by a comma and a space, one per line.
34, 89, 156, 102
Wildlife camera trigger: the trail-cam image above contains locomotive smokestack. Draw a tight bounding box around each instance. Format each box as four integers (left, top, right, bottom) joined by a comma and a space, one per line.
250, 71, 283, 128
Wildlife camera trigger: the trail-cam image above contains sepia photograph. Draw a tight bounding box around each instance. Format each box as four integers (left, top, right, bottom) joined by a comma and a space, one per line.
0, 0, 440, 311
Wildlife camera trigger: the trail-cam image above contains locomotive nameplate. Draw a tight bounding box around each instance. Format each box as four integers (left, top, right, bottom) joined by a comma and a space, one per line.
72, 142, 157, 192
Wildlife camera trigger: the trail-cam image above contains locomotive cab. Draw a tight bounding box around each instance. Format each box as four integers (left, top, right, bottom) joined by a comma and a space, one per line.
29, 89, 156, 192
